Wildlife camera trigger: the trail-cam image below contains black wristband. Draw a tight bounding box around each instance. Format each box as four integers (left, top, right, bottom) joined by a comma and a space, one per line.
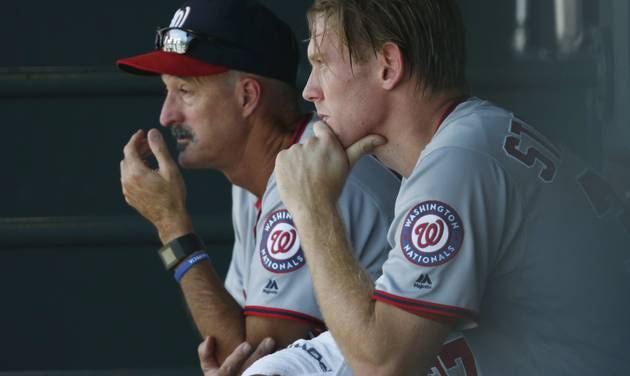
158, 233, 206, 271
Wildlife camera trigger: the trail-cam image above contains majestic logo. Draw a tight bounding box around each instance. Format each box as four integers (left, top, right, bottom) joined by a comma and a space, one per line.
400, 201, 464, 267
259, 209, 305, 273
170, 6, 191, 27
263, 279, 279, 295
414, 274, 433, 289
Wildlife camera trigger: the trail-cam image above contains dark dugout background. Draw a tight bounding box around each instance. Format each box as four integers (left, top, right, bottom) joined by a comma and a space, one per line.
0, 0, 628, 374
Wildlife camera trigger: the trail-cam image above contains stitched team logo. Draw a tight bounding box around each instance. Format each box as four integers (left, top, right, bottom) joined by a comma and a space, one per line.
259, 209, 305, 273
400, 201, 464, 267
170, 6, 191, 27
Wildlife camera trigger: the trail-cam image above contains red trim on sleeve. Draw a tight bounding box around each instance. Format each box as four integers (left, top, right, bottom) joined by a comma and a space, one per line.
411, 309, 455, 324
243, 305, 326, 330
373, 290, 478, 323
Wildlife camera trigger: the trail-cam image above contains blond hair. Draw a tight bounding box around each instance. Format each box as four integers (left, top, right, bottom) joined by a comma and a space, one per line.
307, 0, 467, 93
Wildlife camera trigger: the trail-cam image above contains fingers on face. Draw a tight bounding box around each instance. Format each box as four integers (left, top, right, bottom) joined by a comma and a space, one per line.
304, 137, 318, 148
345, 134, 386, 167
133, 129, 152, 159
312, 120, 331, 135
313, 121, 334, 143
138, 139, 151, 159
147, 128, 177, 173
123, 130, 144, 159
276, 146, 292, 164
122, 130, 150, 173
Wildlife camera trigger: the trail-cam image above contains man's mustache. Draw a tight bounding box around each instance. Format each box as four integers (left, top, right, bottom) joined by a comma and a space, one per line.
171, 125, 194, 139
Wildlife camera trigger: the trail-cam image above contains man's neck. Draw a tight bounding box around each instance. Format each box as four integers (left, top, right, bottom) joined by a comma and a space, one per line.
225, 112, 307, 197
375, 89, 465, 177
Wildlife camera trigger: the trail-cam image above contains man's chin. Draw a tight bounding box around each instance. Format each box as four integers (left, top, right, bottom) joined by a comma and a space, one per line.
326, 123, 350, 148
177, 155, 197, 169
178, 154, 215, 170
337, 132, 363, 149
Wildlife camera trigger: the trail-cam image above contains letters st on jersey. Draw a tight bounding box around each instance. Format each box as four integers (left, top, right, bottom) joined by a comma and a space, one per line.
259, 209, 306, 273
401, 201, 464, 266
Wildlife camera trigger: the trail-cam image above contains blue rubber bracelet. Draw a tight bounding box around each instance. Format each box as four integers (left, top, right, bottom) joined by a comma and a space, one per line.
174, 251, 210, 283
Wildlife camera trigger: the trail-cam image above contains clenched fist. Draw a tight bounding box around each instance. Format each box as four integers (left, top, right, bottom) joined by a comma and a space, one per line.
275, 121, 385, 224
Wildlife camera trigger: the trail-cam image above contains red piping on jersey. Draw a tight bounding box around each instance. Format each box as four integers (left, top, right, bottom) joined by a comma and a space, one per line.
243, 305, 326, 329
373, 290, 479, 323
290, 112, 312, 144
253, 199, 263, 238
253, 113, 312, 215
433, 96, 468, 135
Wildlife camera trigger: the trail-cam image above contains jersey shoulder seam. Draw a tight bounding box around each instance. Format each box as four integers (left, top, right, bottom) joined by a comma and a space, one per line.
417, 145, 528, 272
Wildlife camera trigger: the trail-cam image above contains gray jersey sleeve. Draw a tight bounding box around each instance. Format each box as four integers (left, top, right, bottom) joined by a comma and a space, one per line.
374, 147, 518, 329
224, 185, 257, 307
243, 155, 398, 329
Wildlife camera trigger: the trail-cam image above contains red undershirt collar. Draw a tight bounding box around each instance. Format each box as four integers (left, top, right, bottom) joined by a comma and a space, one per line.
254, 113, 312, 210
433, 96, 469, 135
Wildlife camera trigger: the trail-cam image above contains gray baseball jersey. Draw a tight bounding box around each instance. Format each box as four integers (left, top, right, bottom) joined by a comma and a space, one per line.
242, 328, 472, 376
225, 113, 400, 331
374, 98, 630, 375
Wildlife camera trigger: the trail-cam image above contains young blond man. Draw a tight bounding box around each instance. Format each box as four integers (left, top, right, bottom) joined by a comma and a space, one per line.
244, 0, 630, 375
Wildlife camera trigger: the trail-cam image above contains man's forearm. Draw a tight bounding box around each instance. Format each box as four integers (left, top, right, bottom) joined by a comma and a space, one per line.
295, 204, 454, 374
293, 203, 384, 366
180, 261, 246, 364
155, 217, 246, 361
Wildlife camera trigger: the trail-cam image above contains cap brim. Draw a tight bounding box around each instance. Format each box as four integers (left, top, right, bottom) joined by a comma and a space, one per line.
116, 50, 229, 77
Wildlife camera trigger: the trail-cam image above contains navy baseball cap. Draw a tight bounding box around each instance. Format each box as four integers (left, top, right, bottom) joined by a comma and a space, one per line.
117, 0, 299, 84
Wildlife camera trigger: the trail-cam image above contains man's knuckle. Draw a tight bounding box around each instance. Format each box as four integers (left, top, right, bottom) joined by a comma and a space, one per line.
130, 173, 145, 184
123, 142, 133, 153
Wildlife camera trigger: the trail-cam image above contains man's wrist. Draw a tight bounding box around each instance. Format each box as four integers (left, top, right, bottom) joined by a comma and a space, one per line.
157, 214, 194, 244
158, 232, 206, 271
291, 200, 338, 236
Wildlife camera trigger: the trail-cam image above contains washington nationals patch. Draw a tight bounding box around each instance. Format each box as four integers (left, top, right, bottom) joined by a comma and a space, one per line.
259, 209, 305, 273
400, 201, 464, 267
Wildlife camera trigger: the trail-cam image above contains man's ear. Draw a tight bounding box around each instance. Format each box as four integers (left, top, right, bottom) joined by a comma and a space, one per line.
238, 77, 262, 117
378, 42, 405, 90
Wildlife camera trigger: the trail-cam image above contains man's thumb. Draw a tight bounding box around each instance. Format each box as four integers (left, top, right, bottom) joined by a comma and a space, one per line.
148, 129, 176, 171
345, 134, 387, 167
198, 336, 217, 371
